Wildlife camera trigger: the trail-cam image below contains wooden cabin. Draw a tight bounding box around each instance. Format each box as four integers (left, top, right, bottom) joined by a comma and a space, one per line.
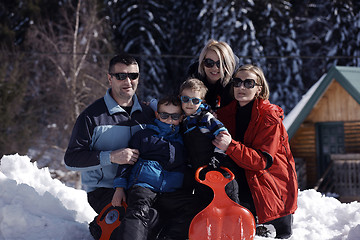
283, 66, 360, 201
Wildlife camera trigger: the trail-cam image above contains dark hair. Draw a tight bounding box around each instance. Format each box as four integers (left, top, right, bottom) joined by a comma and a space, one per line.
157, 95, 182, 112
109, 54, 138, 73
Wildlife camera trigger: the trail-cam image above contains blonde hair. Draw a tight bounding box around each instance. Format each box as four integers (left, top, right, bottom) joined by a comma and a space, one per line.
198, 39, 236, 87
179, 78, 208, 99
233, 64, 270, 100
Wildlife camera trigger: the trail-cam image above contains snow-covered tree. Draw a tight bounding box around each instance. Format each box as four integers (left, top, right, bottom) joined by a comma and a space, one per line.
105, 0, 170, 99
251, 0, 304, 114
293, 0, 360, 90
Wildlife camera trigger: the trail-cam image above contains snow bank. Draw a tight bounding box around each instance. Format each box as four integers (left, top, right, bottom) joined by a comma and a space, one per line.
1, 154, 360, 240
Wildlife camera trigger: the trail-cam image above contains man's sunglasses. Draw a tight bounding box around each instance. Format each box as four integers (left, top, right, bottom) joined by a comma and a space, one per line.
180, 96, 203, 105
203, 58, 220, 68
232, 78, 260, 89
109, 72, 139, 80
158, 112, 182, 120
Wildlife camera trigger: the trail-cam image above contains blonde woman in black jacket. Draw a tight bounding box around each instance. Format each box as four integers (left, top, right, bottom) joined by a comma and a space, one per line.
186, 39, 238, 110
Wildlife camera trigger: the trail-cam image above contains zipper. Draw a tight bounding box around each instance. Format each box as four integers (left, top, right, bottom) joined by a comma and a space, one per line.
97, 168, 104, 184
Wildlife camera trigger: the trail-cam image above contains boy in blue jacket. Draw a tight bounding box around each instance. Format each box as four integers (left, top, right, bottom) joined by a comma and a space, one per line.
112, 95, 189, 240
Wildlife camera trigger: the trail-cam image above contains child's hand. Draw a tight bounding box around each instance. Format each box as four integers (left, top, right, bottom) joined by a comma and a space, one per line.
112, 187, 126, 207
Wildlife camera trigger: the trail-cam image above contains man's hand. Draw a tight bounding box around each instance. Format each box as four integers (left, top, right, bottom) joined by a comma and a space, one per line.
112, 187, 126, 207
212, 131, 232, 152
110, 148, 139, 165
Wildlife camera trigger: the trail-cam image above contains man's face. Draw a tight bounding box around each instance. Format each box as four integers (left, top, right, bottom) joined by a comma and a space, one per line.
107, 63, 139, 104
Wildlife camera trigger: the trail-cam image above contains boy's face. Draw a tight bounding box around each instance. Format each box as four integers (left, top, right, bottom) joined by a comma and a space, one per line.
180, 88, 203, 116
156, 103, 183, 125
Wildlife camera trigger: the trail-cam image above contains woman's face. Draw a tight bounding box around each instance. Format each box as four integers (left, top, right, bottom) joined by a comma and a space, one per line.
203, 50, 221, 84
233, 70, 262, 107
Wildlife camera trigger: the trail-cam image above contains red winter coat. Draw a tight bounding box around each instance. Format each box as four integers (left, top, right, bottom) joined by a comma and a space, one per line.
216, 99, 298, 223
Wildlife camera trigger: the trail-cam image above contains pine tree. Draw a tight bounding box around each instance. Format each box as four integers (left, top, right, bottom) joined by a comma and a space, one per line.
252, 0, 304, 114
293, 0, 360, 91
165, 0, 203, 91
322, 1, 360, 68
227, 0, 265, 67
105, 0, 170, 99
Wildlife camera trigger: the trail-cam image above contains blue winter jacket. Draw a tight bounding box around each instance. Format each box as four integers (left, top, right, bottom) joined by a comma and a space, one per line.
113, 119, 186, 193
64, 89, 154, 192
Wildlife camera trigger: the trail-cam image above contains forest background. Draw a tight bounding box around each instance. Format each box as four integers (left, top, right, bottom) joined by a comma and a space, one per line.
1, 0, 359, 186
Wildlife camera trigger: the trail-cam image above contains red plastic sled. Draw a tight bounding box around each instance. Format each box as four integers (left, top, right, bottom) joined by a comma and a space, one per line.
189, 166, 256, 240
97, 202, 127, 240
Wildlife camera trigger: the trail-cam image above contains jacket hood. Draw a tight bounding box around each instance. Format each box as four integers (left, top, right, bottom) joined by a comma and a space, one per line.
220, 99, 284, 121
257, 99, 284, 121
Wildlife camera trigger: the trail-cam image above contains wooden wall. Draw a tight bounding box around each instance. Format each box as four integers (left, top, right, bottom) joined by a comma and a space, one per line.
290, 79, 360, 188
290, 123, 317, 187
306, 80, 360, 122
344, 121, 360, 153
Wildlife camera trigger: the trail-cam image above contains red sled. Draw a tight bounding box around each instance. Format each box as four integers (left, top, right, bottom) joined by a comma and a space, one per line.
189, 166, 256, 240
96, 202, 127, 240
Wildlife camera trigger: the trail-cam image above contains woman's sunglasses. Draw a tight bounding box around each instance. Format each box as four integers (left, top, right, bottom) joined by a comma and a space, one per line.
203, 58, 220, 68
232, 78, 261, 89
180, 96, 203, 105
109, 72, 139, 80
158, 112, 182, 120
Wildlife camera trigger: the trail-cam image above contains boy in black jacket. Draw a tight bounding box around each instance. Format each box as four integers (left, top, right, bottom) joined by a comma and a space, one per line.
180, 78, 240, 212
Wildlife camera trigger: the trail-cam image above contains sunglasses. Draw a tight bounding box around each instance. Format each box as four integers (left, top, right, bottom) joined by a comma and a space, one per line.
180, 96, 203, 105
158, 112, 182, 120
109, 72, 139, 80
232, 78, 260, 89
203, 58, 220, 68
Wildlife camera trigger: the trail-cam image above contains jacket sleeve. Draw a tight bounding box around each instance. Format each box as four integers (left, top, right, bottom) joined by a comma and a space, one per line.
225, 114, 281, 171
64, 112, 111, 171
113, 130, 146, 188
205, 112, 228, 137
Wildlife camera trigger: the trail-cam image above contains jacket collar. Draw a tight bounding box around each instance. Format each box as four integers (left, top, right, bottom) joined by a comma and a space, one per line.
147, 119, 183, 144
104, 88, 142, 115
186, 103, 210, 120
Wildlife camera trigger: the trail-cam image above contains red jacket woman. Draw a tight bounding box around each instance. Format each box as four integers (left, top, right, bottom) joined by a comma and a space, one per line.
214, 64, 298, 239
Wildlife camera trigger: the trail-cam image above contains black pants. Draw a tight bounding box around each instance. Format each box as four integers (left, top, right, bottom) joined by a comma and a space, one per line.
88, 187, 116, 214
266, 214, 293, 239
117, 186, 157, 240
152, 189, 198, 240
88, 187, 196, 240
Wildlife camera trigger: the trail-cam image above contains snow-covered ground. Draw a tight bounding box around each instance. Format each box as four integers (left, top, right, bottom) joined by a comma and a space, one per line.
0, 154, 360, 240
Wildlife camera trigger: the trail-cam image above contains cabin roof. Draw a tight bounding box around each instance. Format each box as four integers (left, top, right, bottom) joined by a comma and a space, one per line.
284, 66, 360, 139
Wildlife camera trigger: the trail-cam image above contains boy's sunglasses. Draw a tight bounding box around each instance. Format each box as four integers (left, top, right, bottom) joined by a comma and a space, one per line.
158, 112, 182, 120
109, 72, 139, 80
232, 78, 260, 89
180, 96, 203, 105
203, 58, 220, 68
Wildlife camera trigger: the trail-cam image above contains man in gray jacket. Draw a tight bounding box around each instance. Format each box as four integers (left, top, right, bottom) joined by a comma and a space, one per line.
64, 54, 154, 214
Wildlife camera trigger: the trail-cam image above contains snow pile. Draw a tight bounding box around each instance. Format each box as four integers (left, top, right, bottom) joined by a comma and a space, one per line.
0, 154, 360, 240
0, 154, 96, 240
